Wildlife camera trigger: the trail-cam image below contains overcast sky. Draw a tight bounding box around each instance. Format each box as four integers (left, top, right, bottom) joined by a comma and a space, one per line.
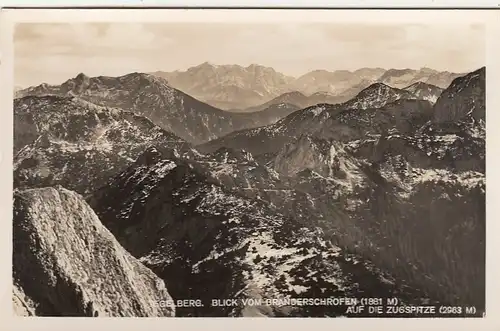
14, 22, 485, 88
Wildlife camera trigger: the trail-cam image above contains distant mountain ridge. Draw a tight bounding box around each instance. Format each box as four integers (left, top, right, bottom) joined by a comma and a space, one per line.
15, 72, 298, 145
236, 80, 442, 114
150, 63, 463, 110
197, 78, 447, 156
151, 62, 295, 110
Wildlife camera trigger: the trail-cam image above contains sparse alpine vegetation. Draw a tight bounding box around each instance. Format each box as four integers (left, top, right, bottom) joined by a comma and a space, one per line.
13, 66, 485, 317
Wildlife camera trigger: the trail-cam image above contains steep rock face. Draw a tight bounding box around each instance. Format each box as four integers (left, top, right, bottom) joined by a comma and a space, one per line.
13, 187, 175, 317
273, 135, 340, 177
88, 148, 424, 317
269, 125, 484, 310
14, 95, 189, 195
240, 137, 483, 311
347, 135, 484, 309
433, 67, 485, 123
13, 284, 36, 316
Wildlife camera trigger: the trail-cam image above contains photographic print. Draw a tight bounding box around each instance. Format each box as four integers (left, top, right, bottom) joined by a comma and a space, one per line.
10, 10, 486, 318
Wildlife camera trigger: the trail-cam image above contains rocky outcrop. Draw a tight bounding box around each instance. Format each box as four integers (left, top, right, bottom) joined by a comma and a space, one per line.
13, 187, 175, 317
433, 67, 485, 123
13, 95, 191, 195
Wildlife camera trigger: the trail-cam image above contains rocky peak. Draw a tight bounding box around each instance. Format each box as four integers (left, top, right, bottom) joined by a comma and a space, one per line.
189, 61, 216, 72
75, 72, 90, 82
433, 67, 485, 123
342, 82, 414, 110
61, 73, 91, 93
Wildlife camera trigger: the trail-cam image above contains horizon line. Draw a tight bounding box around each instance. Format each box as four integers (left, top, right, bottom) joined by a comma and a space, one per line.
16, 63, 486, 89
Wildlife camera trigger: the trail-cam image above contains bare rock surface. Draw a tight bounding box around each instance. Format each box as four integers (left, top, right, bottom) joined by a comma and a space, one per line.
12, 186, 175, 317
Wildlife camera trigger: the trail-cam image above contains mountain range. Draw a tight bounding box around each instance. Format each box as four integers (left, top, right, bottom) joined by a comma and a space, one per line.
15, 73, 298, 145
150, 63, 462, 110
13, 65, 485, 317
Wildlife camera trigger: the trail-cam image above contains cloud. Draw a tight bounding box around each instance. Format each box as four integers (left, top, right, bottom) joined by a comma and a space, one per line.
14, 22, 485, 87
15, 23, 173, 57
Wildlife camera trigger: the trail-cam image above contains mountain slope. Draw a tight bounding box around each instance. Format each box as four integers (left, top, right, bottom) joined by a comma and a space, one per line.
269, 130, 484, 310
191, 69, 485, 312
403, 81, 443, 103
341, 83, 415, 109
194, 117, 484, 311
424, 71, 464, 89
14, 95, 190, 195
241, 91, 352, 114
198, 99, 434, 157
87, 147, 427, 317
240, 91, 310, 113
433, 67, 485, 123
197, 69, 475, 157
13, 186, 176, 317
14, 65, 485, 318
16, 72, 291, 145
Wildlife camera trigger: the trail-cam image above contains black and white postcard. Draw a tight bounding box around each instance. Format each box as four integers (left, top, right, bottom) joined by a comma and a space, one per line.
1, 7, 499, 330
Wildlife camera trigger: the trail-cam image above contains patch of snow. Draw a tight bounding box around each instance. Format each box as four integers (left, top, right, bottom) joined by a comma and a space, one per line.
310, 106, 326, 117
